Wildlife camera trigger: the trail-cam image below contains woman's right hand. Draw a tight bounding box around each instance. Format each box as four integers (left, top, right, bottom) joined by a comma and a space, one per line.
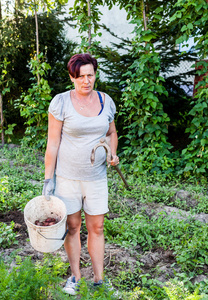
42, 178, 55, 200
110, 155, 119, 166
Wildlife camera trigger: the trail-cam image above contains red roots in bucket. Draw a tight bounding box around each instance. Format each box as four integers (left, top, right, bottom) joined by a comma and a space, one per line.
34, 217, 58, 226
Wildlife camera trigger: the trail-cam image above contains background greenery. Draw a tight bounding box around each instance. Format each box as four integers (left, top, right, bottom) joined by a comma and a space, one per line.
1, 0, 208, 178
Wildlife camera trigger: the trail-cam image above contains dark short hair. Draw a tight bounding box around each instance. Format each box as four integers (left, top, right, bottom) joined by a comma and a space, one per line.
67, 53, 98, 78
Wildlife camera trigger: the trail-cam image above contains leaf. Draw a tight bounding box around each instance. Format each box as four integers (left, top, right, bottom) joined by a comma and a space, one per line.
181, 25, 187, 32
141, 277, 147, 285
187, 23, 193, 30
138, 129, 144, 137
141, 34, 157, 42
155, 7, 163, 14
176, 35, 187, 44
201, 139, 207, 146
155, 130, 161, 137
77, 13, 85, 20
150, 101, 157, 109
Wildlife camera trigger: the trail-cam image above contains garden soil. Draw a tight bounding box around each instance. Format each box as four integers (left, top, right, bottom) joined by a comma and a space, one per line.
0, 208, 179, 285
1, 146, 208, 288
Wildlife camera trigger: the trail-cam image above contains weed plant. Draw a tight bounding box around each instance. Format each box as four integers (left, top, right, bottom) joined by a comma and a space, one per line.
0, 254, 70, 300
0, 222, 18, 249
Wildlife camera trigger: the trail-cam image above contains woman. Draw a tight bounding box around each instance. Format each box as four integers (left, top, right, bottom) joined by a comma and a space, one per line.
42, 53, 119, 295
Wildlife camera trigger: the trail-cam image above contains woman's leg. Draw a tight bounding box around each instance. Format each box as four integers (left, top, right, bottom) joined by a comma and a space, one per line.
85, 213, 105, 283
64, 211, 82, 281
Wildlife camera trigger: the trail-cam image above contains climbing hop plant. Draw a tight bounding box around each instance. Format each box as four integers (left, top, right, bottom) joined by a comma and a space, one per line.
69, 0, 103, 53
15, 53, 52, 150
169, 0, 208, 176
119, 16, 173, 175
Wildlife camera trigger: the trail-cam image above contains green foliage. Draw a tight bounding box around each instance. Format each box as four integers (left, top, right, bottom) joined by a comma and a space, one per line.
0, 173, 41, 212
0, 9, 76, 134
0, 143, 43, 167
123, 287, 145, 300
23, 0, 68, 15
0, 254, 117, 300
15, 53, 52, 150
104, 211, 208, 272
0, 222, 18, 249
0, 58, 16, 144
115, 172, 208, 214
74, 278, 118, 299
0, 144, 43, 212
3, 124, 17, 142
1, 145, 208, 299
164, 280, 203, 300
2, 0, 208, 178
169, 0, 208, 57
119, 17, 173, 174
69, 0, 103, 52
0, 176, 12, 212
114, 0, 208, 178
106, 173, 208, 297
180, 62, 208, 176
0, 254, 69, 300
0, 10, 25, 137
169, 0, 208, 177
112, 262, 145, 291
0, 59, 15, 97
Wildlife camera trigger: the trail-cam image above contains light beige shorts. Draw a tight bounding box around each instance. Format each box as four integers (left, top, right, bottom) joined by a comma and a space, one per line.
54, 176, 109, 216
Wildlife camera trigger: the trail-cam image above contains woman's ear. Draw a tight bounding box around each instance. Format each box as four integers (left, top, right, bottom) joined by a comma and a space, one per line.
69, 74, 75, 83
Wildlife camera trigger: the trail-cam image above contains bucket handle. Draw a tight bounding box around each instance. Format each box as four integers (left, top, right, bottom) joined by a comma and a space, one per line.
37, 229, 68, 241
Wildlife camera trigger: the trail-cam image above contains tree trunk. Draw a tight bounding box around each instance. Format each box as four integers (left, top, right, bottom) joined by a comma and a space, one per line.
142, 0, 147, 31
0, 92, 4, 146
35, 8, 40, 84
0, 0, 2, 20
87, 0, 91, 51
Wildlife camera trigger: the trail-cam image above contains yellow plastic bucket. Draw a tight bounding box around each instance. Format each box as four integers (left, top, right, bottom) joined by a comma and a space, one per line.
24, 195, 67, 253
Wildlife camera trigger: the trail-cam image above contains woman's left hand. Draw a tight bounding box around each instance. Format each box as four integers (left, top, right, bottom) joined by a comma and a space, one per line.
110, 155, 119, 166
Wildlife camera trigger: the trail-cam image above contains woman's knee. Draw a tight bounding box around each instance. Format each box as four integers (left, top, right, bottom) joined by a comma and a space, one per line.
67, 224, 80, 235
85, 214, 105, 235
87, 221, 104, 236
66, 213, 81, 235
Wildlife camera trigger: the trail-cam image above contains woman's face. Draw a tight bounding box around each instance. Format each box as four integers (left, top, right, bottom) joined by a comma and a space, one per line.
70, 64, 96, 95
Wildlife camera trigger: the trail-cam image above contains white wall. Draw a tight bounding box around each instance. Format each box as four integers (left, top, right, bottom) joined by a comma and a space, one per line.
64, 1, 134, 47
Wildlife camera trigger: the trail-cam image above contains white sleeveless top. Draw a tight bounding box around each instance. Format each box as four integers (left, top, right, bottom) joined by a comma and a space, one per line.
49, 90, 116, 181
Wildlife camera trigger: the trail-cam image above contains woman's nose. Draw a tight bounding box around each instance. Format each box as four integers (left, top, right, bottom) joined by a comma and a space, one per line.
84, 76, 89, 83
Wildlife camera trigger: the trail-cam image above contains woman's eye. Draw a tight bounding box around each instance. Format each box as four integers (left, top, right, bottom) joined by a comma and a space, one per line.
78, 74, 93, 78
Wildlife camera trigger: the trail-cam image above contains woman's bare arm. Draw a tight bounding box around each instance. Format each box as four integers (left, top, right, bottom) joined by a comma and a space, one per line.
106, 120, 119, 166
44, 113, 63, 179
